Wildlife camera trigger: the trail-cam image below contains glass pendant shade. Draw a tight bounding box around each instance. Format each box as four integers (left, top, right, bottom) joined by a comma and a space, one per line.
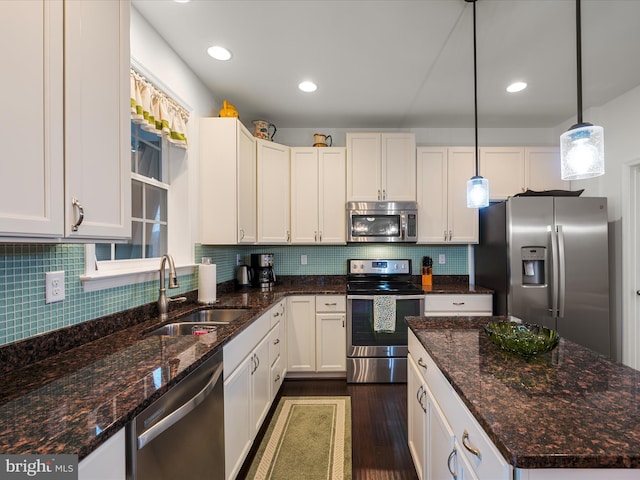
467, 175, 489, 208
560, 123, 604, 180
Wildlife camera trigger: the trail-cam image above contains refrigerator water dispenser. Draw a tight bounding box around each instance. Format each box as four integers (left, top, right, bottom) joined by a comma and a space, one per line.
521, 247, 545, 285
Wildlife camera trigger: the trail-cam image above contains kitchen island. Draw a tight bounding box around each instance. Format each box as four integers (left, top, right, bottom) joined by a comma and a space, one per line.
407, 316, 640, 479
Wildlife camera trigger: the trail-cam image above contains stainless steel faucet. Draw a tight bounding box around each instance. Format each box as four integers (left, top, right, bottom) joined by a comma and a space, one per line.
158, 254, 181, 320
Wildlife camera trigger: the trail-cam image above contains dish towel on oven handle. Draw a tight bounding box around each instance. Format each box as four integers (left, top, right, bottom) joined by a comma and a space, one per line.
373, 295, 396, 333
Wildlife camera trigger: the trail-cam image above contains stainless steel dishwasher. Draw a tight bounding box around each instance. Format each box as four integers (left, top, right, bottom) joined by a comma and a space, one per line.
127, 349, 224, 480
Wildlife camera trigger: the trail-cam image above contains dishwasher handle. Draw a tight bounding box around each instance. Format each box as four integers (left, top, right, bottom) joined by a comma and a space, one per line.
137, 361, 224, 450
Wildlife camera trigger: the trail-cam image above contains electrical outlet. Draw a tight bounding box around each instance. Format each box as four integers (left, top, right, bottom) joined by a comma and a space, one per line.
300, 255, 308, 265
438, 254, 446, 265
45, 271, 65, 304
236, 254, 242, 266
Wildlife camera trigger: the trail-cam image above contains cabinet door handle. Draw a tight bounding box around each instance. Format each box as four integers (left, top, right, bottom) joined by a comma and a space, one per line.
71, 197, 85, 232
239, 229, 245, 240
448, 230, 452, 241
325, 302, 337, 306
462, 430, 481, 457
382, 189, 386, 200
273, 338, 280, 345
286, 230, 290, 242
452, 302, 465, 306
274, 374, 281, 382
447, 448, 458, 479
443, 230, 448, 241
319, 231, 322, 242
342, 320, 345, 328
314, 231, 318, 242
417, 358, 428, 370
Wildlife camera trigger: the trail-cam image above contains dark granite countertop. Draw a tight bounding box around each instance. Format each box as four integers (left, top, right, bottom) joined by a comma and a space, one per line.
407, 316, 640, 470
0, 275, 488, 460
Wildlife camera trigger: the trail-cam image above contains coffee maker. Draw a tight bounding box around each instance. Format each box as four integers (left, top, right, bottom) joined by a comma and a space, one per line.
251, 253, 276, 289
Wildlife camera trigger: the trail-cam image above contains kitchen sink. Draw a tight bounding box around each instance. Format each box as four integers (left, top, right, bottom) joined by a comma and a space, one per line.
145, 308, 250, 337
146, 322, 221, 337
180, 308, 246, 324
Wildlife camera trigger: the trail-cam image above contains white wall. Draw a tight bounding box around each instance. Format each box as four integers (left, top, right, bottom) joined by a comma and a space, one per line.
130, 7, 219, 262
561, 86, 640, 363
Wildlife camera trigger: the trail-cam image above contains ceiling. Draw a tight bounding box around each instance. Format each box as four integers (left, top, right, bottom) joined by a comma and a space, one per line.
132, 0, 640, 129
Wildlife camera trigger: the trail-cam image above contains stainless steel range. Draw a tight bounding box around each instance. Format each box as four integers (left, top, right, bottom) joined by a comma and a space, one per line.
346, 259, 424, 383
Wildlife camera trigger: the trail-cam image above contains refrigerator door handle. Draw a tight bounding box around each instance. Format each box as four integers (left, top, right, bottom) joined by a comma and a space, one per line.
549, 225, 559, 317
557, 225, 566, 318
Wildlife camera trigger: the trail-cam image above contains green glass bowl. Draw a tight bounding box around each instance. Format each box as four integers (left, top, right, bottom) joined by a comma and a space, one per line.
484, 321, 559, 357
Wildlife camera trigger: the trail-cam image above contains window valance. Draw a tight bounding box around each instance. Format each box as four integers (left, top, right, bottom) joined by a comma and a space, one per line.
130, 68, 189, 148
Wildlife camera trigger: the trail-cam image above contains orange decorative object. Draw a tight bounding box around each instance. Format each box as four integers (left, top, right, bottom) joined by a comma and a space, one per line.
219, 100, 239, 118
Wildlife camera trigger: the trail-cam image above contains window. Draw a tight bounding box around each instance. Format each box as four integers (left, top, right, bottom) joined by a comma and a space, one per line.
95, 123, 169, 262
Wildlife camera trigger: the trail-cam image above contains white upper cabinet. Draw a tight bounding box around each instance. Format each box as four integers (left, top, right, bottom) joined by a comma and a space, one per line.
200, 117, 256, 244
291, 147, 346, 244
417, 147, 478, 244
257, 139, 290, 244
0, 0, 64, 238
347, 132, 416, 201
479, 147, 526, 201
480, 146, 570, 200
0, 0, 130, 241
525, 146, 570, 192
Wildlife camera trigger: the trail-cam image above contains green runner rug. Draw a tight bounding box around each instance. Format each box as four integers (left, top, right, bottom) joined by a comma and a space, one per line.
247, 396, 352, 480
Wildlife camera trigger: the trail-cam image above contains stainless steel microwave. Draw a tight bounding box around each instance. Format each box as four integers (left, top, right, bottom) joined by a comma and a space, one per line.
346, 201, 418, 243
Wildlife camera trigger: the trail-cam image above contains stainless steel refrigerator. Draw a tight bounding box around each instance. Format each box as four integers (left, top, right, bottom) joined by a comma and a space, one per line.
475, 196, 610, 357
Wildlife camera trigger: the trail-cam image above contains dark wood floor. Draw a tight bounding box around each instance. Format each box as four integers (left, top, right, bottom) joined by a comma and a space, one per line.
238, 379, 419, 480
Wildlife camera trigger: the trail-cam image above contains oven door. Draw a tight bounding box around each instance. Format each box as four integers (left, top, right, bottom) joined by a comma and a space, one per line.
346, 294, 424, 358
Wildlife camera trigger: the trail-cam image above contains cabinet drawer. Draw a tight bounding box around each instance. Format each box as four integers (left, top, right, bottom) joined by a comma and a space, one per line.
447, 392, 511, 479
315, 295, 346, 313
268, 324, 281, 367
270, 300, 286, 329
424, 294, 492, 315
223, 312, 270, 379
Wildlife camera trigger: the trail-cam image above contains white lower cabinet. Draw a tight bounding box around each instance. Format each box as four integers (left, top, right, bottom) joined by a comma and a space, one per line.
424, 294, 492, 316
316, 297, 346, 372
223, 305, 284, 480
78, 428, 125, 480
408, 330, 511, 480
287, 295, 346, 375
287, 296, 316, 372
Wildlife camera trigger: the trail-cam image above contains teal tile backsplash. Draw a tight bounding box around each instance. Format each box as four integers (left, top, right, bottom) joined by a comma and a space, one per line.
1, 243, 467, 346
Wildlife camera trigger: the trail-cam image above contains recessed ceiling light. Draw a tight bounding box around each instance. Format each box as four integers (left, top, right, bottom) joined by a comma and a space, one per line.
298, 81, 317, 93
207, 46, 232, 61
506, 82, 527, 93
174, 0, 191, 3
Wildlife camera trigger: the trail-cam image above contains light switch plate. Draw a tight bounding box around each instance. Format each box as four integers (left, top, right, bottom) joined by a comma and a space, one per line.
438, 254, 446, 265
301, 255, 308, 265
45, 271, 65, 304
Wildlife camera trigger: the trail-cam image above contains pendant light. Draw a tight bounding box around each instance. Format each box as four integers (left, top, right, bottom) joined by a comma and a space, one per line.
466, 0, 489, 209
560, 0, 604, 180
